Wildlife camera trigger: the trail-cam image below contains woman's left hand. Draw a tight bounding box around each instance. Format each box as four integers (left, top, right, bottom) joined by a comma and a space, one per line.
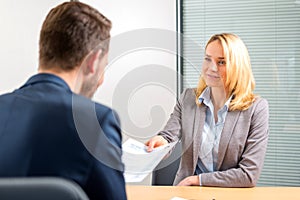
176, 175, 200, 186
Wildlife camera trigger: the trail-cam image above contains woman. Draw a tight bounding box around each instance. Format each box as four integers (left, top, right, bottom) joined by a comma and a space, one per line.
146, 33, 269, 187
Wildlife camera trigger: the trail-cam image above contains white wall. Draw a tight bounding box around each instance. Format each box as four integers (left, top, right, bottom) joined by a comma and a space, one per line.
0, 0, 63, 93
0, 0, 177, 185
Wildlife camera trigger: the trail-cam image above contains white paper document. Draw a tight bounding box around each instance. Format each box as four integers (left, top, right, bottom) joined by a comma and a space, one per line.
122, 138, 177, 183
170, 197, 188, 200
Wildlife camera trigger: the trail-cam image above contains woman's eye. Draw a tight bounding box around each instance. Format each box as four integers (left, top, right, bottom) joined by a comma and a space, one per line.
204, 57, 211, 62
218, 60, 226, 65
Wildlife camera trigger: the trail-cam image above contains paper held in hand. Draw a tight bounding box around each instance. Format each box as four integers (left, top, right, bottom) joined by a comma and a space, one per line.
122, 138, 177, 183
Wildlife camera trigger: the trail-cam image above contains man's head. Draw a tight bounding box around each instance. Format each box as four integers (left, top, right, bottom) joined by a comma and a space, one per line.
38, 1, 111, 97
39, 1, 111, 70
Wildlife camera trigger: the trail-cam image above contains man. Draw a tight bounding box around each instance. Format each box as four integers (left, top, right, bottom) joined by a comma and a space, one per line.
0, 1, 127, 200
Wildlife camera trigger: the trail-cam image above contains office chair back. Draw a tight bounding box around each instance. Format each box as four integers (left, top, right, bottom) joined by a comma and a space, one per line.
0, 177, 89, 200
152, 142, 181, 185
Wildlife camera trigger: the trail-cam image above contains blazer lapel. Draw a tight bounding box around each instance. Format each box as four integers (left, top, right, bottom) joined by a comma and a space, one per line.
192, 105, 207, 171
216, 110, 240, 170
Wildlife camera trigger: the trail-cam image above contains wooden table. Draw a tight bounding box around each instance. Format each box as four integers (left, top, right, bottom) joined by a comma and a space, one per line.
126, 185, 300, 200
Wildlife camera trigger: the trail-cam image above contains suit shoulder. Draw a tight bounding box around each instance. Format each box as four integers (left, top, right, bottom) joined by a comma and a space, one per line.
253, 97, 269, 109
94, 102, 119, 123
71, 94, 118, 121
254, 96, 268, 104
242, 97, 269, 118
94, 102, 111, 113
180, 88, 197, 105
182, 88, 197, 96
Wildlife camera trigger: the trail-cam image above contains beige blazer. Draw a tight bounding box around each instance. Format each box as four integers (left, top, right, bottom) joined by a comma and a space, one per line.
159, 88, 269, 187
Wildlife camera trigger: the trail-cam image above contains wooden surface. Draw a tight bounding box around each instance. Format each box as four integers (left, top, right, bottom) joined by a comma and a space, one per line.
126, 185, 300, 200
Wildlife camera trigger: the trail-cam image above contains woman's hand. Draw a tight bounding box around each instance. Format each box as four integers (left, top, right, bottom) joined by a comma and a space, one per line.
145, 135, 168, 152
177, 175, 200, 186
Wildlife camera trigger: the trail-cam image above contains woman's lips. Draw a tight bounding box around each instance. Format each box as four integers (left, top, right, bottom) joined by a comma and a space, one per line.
207, 74, 220, 79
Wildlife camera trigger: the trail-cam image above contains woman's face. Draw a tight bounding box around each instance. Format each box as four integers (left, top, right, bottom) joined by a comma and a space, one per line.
202, 40, 227, 89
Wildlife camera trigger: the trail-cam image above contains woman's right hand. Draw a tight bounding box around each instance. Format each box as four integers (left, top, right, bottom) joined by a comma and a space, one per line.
145, 135, 168, 152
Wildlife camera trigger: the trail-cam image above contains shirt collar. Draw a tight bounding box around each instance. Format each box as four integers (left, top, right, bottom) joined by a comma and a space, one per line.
198, 87, 211, 105
20, 73, 71, 92
198, 87, 233, 111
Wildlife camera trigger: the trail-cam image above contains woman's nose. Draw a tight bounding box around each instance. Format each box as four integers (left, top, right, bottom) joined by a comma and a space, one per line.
209, 62, 218, 71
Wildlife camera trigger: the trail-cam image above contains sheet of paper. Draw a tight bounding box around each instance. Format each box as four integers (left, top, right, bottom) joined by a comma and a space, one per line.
122, 138, 177, 183
170, 197, 188, 200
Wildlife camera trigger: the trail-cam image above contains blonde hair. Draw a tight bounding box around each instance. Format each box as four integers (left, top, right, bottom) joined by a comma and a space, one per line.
195, 33, 256, 111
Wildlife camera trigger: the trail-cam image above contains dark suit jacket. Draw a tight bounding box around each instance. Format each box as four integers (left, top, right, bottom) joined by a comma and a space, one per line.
159, 88, 269, 187
0, 73, 127, 200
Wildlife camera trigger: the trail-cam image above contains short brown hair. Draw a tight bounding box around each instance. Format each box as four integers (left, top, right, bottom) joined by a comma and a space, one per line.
39, 1, 112, 71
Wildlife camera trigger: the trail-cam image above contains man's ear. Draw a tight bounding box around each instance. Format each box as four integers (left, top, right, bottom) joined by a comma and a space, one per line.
86, 49, 102, 74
